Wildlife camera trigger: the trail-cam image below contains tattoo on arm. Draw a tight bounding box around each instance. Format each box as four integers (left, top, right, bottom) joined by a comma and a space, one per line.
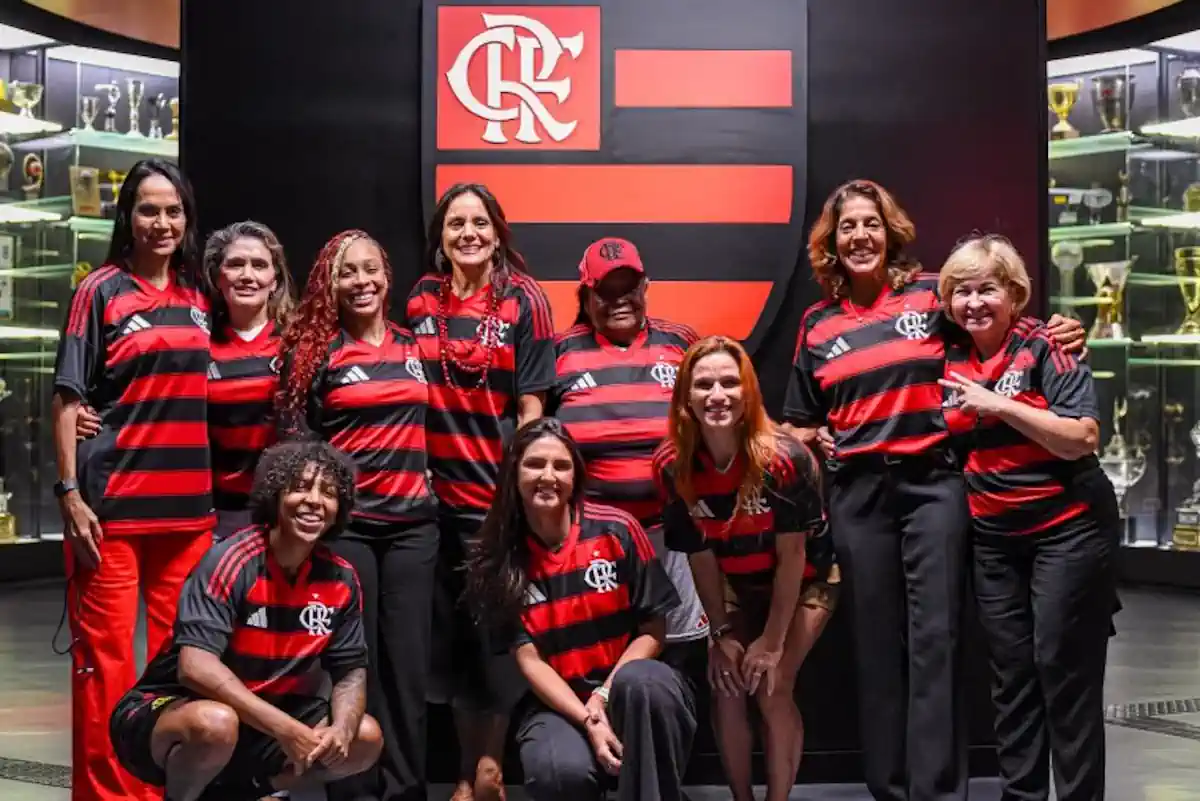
330, 668, 367, 736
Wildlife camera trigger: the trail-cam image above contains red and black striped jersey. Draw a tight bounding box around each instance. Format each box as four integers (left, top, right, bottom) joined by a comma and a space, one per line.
513, 501, 679, 700
132, 525, 367, 699
54, 264, 215, 535
406, 271, 555, 514
654, 432, 830, 592
208, 324, 280, 510
943, 318, 1100, 537
549, 319, 698, 525
291, 324, 435, 529
783, 273, 951, 458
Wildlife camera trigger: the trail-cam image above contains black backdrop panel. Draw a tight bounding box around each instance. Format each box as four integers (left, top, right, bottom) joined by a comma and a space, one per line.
182, 0, 1046, 784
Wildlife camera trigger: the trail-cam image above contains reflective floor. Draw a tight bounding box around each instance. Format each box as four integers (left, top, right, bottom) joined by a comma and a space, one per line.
0, 581, 1197, 800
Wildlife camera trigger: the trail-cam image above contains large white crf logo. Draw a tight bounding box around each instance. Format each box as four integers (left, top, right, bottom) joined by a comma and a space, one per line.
994, 369, 1022, 398
584, 558, 618, 593
894, 311, 929, 341
299, 600, 333, 637
446, 13, 584, 145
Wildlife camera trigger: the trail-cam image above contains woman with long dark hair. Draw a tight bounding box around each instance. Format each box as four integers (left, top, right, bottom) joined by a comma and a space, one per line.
52, 157, 214, 801
656, 336, 835, 801
938, 235, 1116, 801
782, 179, 1086, 801
467, 417, 694, 801
278, 229, 437, 801
407, 183, 556, 800
75, 220, 297, 542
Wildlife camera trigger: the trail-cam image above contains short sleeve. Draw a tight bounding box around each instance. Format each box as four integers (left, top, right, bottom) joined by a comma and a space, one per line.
654, 451, 708, 554
513, 278, 556, 396
782, 306, 828, 426
54, 275, 107, 400
1036, 337, 1098, 421
621, 520, 680, 623
770, 436, 825, 536
173, 551, 241, 656
321, 570, 369, 682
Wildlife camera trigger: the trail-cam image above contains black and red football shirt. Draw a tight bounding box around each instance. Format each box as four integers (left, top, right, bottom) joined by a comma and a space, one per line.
406, 271, 555, 515
549, 318, 697, 525
132, 525, 367, 699
54, 264, 215, 535
290, 324, 435, 529
783, 273, 951, 458
654, 433, 830, 592
513, 501, 679, 700
943, 317, 1100, 537
208, 324, 280, 510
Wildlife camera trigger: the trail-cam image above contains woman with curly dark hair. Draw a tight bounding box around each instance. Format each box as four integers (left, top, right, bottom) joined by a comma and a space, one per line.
277, 229, 436, 801
52, 157, 215, 801
407, 183, 556, 800
467, 418, 693, 801
782, 179, 1086, 801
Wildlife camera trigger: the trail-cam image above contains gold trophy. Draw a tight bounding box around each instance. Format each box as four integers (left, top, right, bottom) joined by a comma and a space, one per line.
9, 80, 42, 119
1048, 81, 1081, 140
21, 153, 42, 201
0, 478, 15, 543
1175, 247, 1200, 335
1092, 73, 1134, 132
1117, 170, 1131, 222
72, 261, 94, 289
165, 97, 180, 141
69, 166, 103, 217
1087, 258, 1136, 340
108, 169, 127, 202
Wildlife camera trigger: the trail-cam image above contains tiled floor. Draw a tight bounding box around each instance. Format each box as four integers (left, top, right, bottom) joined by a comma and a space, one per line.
1, 581, 1198, 800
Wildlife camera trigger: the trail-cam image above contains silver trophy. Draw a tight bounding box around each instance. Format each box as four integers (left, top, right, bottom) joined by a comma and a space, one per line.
1173, 420, 1200, 549
96, 83, 119, 133
1092, 73, 1135, 132
79, 96, 98, 130
126, 79, 145, 137
1082, 186, 1113, 225
1181, 67, 1200, 118
1099, 398, 1146, 521
1087, 258, 1136, 340
1050, 240, 1084, 318
147, 93, 166, 139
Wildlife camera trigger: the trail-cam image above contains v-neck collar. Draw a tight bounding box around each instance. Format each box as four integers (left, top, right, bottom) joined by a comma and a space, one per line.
130, 268, 176, 298
594, 325, 648, 355
528, 516, 581, 567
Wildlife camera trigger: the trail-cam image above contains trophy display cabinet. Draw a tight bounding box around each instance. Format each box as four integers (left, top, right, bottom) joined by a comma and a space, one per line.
1047, 30, 1200, 576
0, 23, 179, 547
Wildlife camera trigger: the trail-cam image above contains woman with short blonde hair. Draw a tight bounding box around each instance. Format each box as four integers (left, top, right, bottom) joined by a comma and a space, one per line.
937, 233, 1117, 801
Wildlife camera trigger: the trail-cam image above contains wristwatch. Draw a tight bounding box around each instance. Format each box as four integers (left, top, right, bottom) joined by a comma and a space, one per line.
590, 686, 610, 705
53, 478, 79, 498
710, 622, 734, 641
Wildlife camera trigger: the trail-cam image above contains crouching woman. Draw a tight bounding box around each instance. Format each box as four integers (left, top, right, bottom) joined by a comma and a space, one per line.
467, 417, 697, 801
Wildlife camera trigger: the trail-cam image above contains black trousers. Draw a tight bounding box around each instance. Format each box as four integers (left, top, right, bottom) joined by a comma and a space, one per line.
516, 659, 697, 801
827, 455, 971, 801
974, 501, 1118, 801
326, 519, 439, 801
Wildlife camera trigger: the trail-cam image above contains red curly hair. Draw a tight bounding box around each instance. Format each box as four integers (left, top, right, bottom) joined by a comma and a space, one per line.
807, 179, 921, 301
276, 229, 393, 434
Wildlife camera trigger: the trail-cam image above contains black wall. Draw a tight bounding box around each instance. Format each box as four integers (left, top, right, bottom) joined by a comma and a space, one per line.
181, 0, 1047, 783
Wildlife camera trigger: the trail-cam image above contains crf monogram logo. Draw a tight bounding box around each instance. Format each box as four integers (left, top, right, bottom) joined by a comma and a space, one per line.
650, 358, 677, 389
598, 241, 624, 261
299, 600, 333, 637
894, 311, 929, 341
994, 369, 1022, 398
446, 14, 584, 145
477, 318, 511, 347
584, 558, 618, 593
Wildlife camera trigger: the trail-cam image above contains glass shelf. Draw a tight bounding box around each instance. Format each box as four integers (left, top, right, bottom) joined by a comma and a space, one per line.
1048, 131, 1148, 159
1129, 357, 1200, 367
0, 111, 63, 137
62, 216, 114, 236
1088, 338, 1134, 348
1126, 273, 1193, 287
1049, 222, 1136, 241
1140, 334, 1200, 345
1049, 295, 1109, 306
12, 128, 178, 159
1138, 211, 1200, 231
0, 262, 76, 279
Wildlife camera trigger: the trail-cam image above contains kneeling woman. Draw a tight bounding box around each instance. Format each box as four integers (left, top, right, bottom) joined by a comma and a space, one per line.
655, 336, 836, 801
467, 418, 696, 801
937, 235, 1117, 801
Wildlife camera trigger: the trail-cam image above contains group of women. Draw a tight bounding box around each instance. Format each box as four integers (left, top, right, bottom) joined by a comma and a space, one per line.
52, 157, 1118, 801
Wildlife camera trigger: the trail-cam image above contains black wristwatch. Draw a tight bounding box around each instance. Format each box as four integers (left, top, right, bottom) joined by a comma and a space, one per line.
53, 479, 79, 498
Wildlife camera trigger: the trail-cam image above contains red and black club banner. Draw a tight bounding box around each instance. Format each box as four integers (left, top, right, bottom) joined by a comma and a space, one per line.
422, 0, 808, 349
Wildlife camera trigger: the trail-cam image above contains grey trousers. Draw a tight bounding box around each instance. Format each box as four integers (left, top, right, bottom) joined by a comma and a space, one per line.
516, 659, 697, 801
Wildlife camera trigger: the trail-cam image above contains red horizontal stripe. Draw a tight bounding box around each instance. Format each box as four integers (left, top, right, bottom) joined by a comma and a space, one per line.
557, 382, 673, 408
549, 635, 629, 688
969, 484, 1064, 519
563, 418, 667, 449
614, 49, 792, 108
524, 586, 631, 639
435, 165, 792, 224
330, 423, 424, 455
104, 290, 199, 328
719, 551, 776, 576
828, 384, 944, 431
358, 470, 430, 499
586, 456, 656, 486
426, 383, 513, 416
530, 531, 625, 582
122, 373, 208, 404
209, 375, 277, 404
105, 469, 211, 498
431, 479, 493, 511
557, 345, 686, 374
426, 432, 504, 463
806, 291, 941, 347
116, 421, 209, 450
967, 442, 1056, 475
324, 379, 429, 410
836, 430, 949, 458
104, 514, 215, 536
211, 424, 273, 451
230, 627, 329, 661
816, 338, 945, 387
244, 674, 310, 696
108, 326, 209, 368
245, 578, 352, 609
1011, 502, 1089, 536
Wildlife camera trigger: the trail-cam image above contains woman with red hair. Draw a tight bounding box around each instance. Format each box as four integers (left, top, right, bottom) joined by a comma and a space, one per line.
277, 229, 436, 801
783, 179, 1085, 801
655, 336, 836, 801
407, 183, 556, 801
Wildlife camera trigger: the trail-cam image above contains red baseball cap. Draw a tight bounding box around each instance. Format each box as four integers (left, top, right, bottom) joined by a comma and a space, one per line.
578, 237, 645, 288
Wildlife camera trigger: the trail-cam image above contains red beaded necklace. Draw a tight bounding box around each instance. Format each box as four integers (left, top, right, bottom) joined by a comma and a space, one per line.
436, 268, 503, 388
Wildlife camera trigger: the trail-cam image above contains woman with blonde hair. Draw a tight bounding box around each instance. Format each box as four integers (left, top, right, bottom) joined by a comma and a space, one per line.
654, 336, 836, 801
938, 234, 1116, 801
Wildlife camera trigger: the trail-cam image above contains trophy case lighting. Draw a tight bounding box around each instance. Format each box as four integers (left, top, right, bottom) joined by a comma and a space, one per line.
0, 27, 180, 546
1045, 32, 1200, 553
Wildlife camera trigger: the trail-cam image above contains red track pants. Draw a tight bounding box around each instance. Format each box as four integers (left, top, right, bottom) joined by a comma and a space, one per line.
65, 531, 212, 801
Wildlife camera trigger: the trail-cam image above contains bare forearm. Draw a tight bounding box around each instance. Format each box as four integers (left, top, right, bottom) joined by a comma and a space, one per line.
517, 393, 545, 427
993, 399, 1098, 461
517, 646, 592, 727
761, 542, 806, 650
780, 422, 820, 446
330, 668, 366, 736
52, 393, 79, 482
178, 648, 302, 739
